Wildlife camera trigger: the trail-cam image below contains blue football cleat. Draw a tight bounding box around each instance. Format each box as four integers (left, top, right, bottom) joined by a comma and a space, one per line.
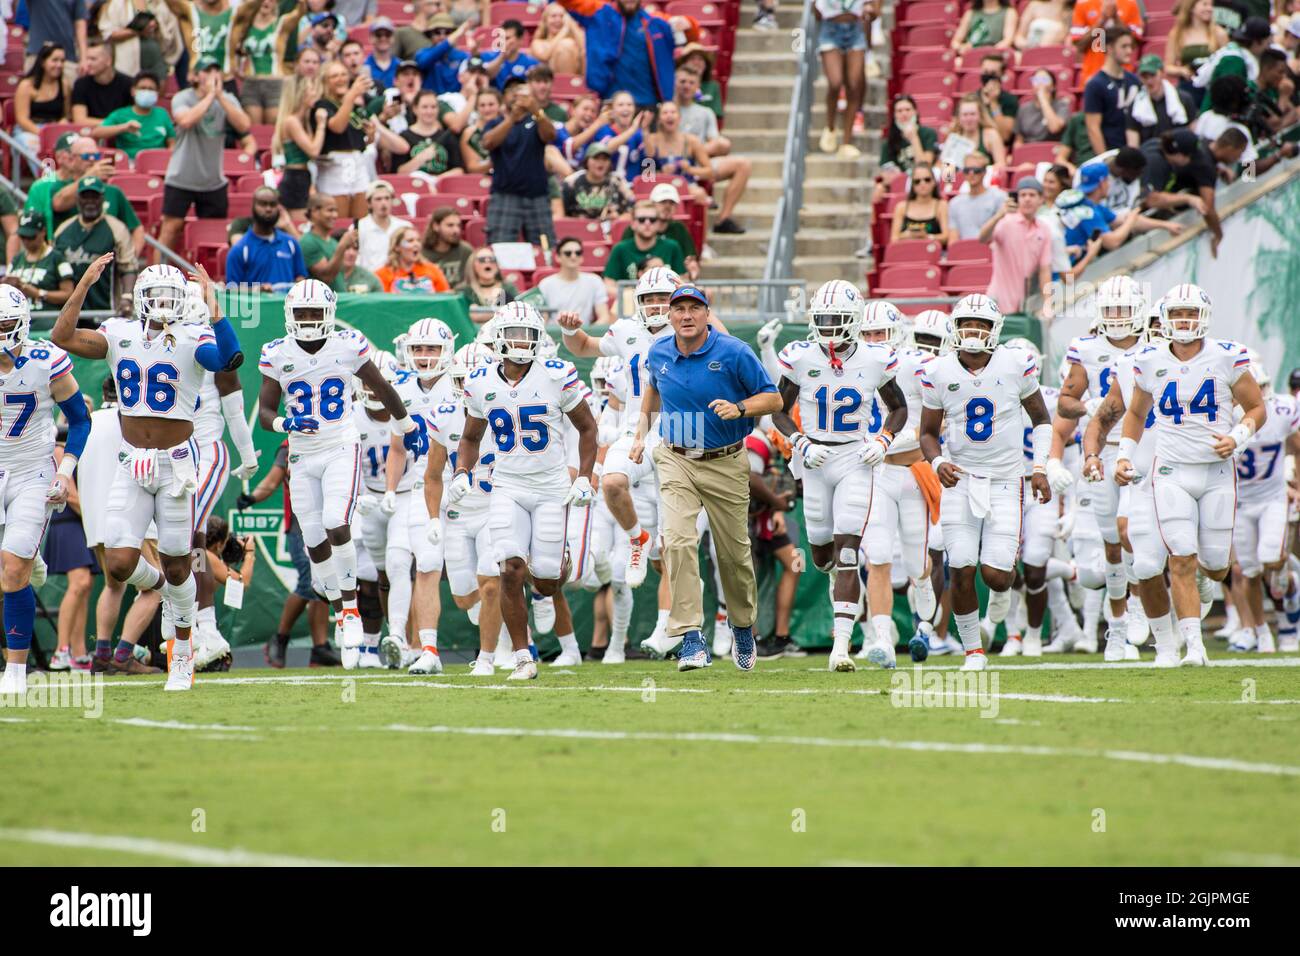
731, 625, 756, 672
908, 633, 929, 663
677, 631, 709, 671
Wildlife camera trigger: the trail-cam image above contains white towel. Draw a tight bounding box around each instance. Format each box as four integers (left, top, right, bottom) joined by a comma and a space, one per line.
967, 473, 993, 520
1130, 80, 1187, 129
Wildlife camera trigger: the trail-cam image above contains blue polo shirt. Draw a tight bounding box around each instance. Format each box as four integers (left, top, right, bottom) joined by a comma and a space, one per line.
481, 50, 541, 91
647, 329, 776, 450
225, 229, 307, 291
365, 53, 397, 90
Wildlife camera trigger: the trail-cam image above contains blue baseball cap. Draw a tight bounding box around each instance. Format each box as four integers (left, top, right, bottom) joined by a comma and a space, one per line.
1077, 161, 1109, 194
669, 285, 709, 306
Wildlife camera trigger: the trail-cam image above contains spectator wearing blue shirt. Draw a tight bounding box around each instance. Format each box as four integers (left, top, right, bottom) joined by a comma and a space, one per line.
365, 17, 399, 89
225, 187, 308, 291
630, 286, 781, 672
482, 78, 558, 245
1055, 161, 1181, 262
413, 14, 469, 93
482, 20, 541, 92
561, 0, 676, 109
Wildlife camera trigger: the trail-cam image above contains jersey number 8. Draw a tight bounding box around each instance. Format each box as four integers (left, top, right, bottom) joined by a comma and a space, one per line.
965, 396, 994, 442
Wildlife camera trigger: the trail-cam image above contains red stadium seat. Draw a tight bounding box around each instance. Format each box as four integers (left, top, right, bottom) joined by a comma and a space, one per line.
944, 239, 992, 266
39, 123, 91, 157
222, 150, 257, 177
236, 172, 268, 193
552, 218, 605, 241
663, 1, 727, 26
899, 1, 960, 25
381, 174, 436, 196
1011, 141, 1059, 166
464, 217, 489, 247
898, 49, 956, 74
133, 148, 171, 175
941, 262, 993, 295
436, 173, 493, 197
551, 73, 594, 101
529, 266, 560, 286
902, 72, 957, 97
227, 192, 255, 218
874, 264, 942, 297
1018, 45, 1075, 70
248, 124, 275, 151
880, 239, 943, 267
632, 175, 688, 198
911, 94, 953, 127
898, 25, 955, 49
489, 2, 546, 28
1146, 15, 1175, 39
580, 244, 610, 270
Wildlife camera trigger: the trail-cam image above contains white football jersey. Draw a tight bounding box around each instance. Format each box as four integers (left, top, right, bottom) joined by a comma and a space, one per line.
921, 345, 1041, 477
0, 340, 73, 470
1115, 351, 1157, 478
98, 317, 214, 425
776, 340, 898, 444
259, 329, 372, 454
428, 395, 494, 512
563, 382, 599, 470
890, 348, 937, 455
1021, 385, 1059, 477
463, 358, 584, 482
1065, 333, 1141, 442
192, 373, 224, 445
605, 361, 632, 433
1236, 393, 1299, 503
393, 370, 455, 465
596, 319, 670, 424
357, 407, 413, 494
1133, 338, 1249, 465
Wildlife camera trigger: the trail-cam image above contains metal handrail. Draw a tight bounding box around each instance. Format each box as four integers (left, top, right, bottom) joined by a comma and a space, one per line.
761, 0, 819, 315
0, 127, 196, 272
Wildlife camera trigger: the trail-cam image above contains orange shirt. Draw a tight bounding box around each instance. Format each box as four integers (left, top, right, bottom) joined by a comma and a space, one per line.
376, 261, 450, 294
1070, 0, 1145, 83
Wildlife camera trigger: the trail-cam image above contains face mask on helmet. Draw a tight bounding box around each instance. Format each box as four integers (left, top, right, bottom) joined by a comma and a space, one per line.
496, 324, 540, 361
1098, 305, 1139, 338
290, 306, 332, 340
637, 293, 672, 331
138, 281, 186, 327
408, 343, 449, 380
861, 304, 902, 346
809, 310, 858, 349
1161, 307, 1207, 343
954, 318, 996, 352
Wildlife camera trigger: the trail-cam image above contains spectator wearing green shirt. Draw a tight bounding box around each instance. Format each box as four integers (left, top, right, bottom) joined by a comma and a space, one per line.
334, 242, 383, 294
1197, 16, 1272, 110
2, 211, 75, 311
0, 187, 21, 267
25, 134, 146, 257
420, 207, 475, 287
53, 176, 139, 314
604, 199, 687, 298
92, 73, 177, 158
614, 183, 698, 278
299, 193, 359, 286
194, 1, 234, 75
1054, 110, 1097, 170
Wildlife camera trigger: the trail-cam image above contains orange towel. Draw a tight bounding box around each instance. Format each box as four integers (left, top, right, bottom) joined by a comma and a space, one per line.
910, 460, 942, 524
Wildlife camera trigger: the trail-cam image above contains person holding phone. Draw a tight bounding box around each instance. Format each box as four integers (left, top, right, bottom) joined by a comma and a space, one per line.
1013, 69, 1073, 145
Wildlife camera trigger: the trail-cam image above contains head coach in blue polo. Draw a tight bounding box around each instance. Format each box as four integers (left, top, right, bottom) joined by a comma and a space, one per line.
629, 285, 782, 671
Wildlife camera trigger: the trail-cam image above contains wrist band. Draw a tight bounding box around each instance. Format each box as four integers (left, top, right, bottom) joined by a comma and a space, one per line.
561, 325, 580, 338
57, 456, 77, 479
932, 455, 947, 472
272, 416, 286, 433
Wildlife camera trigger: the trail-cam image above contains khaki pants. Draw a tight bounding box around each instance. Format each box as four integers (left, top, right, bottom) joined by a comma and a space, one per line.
653, 444, 758, 637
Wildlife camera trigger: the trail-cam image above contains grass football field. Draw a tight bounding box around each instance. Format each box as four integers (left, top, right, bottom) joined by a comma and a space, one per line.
4, 652, 1299, 866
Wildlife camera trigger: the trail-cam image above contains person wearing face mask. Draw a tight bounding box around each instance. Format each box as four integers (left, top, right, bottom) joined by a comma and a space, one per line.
224, 186, 308, 292
92, 72, 176, 158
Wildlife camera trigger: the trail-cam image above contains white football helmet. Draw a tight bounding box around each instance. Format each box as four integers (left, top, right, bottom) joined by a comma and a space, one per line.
1140, 302, 1162, 343
1004, 336, 1043, 382
861, 299, 904, 347
136, 263, 188, 327
0, 285, 32, 352
1158, 283, 1211, 343
950, 293, 1003, 352
807, 280, 863, 350
634, 266, 679, 332
179, 282, 211, 326
370, 347, 399, 374
492, 301, 546, 363
1094, 275, 1145, 340
591, 355, 619, 401
908, 309, 954, 355
536, 332, 559, 360
401, 318, 456, 382
450, 341, 496, 396
284, 278, 337, 341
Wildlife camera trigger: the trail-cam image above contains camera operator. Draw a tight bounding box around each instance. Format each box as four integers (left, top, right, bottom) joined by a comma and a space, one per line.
204, 515, 257, 595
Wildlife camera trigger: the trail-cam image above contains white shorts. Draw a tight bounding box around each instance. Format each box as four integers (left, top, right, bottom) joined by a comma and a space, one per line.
315, 151, 368, 196
802, 446, 875, 546
939, 473, 1023, 572
1020, 479, 1057, 568
1234, 496, 1288, 577
1128, 474, 1168, 581
1151, 457, 1236, 571
1090, 444, 1122, 545
605, 431, 660, 487
864, 462, 929, 581
288, 443, 362, 548
0, 462, 55, 560
409, 478, 444, 574
444, 505, 496, 596
105, 440, 199, 557
192, 439, 230, 535
489, 473, 574, 581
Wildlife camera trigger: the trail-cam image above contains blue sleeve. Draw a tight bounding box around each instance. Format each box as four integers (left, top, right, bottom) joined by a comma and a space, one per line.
1082, 77, 1104, 114
734, 342, 776, 397
1098, 204, 1116, 227
196, 317, 242, 372
416, 40, 449, 68
58, 391, 91, 460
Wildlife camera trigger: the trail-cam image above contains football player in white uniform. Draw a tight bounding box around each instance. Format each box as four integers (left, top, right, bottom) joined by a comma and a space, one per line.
53, 258, 243, 691
0, 285, 91, 695
1228, 362, 1300, 652
919, 294, 1053, 672
1117, 284, 1267, 665
557, 268, 680, 591
454, 302, 598, 680
384, 318, 457, 674
773, 282, 907, 672
1055, 276, 1146, 656
182, 286, 260, 670
258, 279, 426, 660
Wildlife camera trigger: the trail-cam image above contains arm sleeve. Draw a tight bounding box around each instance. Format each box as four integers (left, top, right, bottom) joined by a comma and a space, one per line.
195, 318, 241, 372
220, 390, 258, 463
58, 391, 92, 461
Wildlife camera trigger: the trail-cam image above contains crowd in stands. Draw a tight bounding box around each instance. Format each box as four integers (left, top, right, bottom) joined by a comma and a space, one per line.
0, 0, 752, 323
869, 0, 1300, 321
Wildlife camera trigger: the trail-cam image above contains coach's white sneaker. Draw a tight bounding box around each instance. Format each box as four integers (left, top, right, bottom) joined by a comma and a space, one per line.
1180, 637, 1209, 667
912, 576, 937, 624
712, 627, 732, 659
0, 665, 27, 696
340, 609, 364, 650
551, 649, 582, 667
409, 649, 443, 675
866, 638, 897, 670
828, 652, 856, 672
507, 652, 538, 680
469, 653, 496, 677
960, 651, 988, 672
379, 635, 406, 669
999, 636, 1022, 657
164, 653, 194, 691
531, 594, 556, 634
625, 532, 650, 588
1103, 629, 1127, 663
639, 630, 681, 660
29, 552, 47, 589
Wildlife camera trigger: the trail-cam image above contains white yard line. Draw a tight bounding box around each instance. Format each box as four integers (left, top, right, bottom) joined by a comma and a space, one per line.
112, 717, 259, 732
807, 657, 1300, 672
0, 827, 380, 866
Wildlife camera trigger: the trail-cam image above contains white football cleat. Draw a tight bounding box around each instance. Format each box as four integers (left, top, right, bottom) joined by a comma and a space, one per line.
192, 625, 229, 669
341, 646, 360, 669
1180, 638, 1209, 667
828, 652, 856, 672
550, 649, 582, 667
602, 643, 626, 664
912, 576, 937, 624
978, 616, 997, 647
960, 651, 988, 672
1257, 630, 1276, 653
409, 649, 444, 675
712, 626, 732, 659
1227, 629, 1257, 652
340, 611, 364, 650
378, 635, 406, 669
532, 595, 556, 634
1154, 647, 1180, 668
164, 653, 194, 691
1124, 642, 1140, 660
639, 630, 681, 660
1127, 599, 1149, 646
469, 655, 497, 676
1021, 633, 1042, 657
1073, 632, 1099, 654
625, 534, 649, 588
999, 636, 1022, 657
359, 647, 385, 668
0, 665, 27, 696
866, 639, 897, 670
507, 658, 538, 680
1103, 629, 1127, 662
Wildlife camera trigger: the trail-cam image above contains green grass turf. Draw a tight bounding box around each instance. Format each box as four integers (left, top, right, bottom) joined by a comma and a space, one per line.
3, 653, 1299, 866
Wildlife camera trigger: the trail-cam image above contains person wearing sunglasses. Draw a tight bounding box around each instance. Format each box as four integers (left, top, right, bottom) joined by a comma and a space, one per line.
539, 237, 611, 326
458, 247, 519, 319
603, 199, 687, 300
413, 14, 471, 95
889, 165, 950, 246
947, 152, 1007, 242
